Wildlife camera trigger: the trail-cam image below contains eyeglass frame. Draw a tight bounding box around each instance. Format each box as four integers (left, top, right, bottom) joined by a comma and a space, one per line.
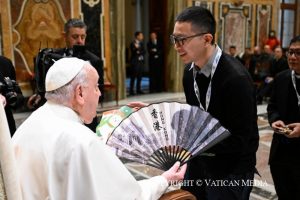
286, 49, 300, 58
170, 32, 209, 46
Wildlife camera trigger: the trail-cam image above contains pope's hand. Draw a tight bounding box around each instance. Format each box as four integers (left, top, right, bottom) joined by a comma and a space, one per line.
161, 162, 187, 185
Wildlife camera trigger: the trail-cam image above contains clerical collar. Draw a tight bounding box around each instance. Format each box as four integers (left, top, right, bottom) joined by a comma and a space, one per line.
295, 73, 300, 79
190, 46, 218, 78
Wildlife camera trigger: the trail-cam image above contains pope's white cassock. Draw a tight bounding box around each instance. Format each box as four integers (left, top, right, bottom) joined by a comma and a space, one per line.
12, 102, 169, 200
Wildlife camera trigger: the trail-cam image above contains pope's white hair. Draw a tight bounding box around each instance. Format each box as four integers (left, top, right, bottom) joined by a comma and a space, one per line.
45, 65, 89, 106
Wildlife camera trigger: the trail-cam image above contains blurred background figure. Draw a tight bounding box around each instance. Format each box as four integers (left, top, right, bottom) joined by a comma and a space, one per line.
0, 55, 24, 136
265, 30, 281, 51
249, 46, 262, 81
129, 31, 145, 95
256, 46, 289, 104
229, 45, 243, 63
252, 45, 274, 94
147, 31, 163, 93
240, 47, 253, 70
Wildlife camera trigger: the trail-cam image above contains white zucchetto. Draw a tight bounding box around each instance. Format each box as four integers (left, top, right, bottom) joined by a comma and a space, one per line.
45, 57, 87, 92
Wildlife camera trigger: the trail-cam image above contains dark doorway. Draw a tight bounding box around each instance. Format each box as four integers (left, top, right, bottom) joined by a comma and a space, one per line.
125, 0, 168, 95
148, 0, 168, 92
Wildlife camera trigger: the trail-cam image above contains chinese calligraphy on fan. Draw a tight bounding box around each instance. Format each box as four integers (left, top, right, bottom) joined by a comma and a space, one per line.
151, 108, 168, 140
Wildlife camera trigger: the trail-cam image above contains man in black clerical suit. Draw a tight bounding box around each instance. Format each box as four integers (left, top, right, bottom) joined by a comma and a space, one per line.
267, 35, 300, 200
129, 31, 145, 95
171, 7, 259, 200
0, 55, 24, 136
28, 18, 103, 132
147, 31, 163, 93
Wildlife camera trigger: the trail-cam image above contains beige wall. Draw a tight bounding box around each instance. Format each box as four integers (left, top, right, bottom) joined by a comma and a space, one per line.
125, 1, 137, 49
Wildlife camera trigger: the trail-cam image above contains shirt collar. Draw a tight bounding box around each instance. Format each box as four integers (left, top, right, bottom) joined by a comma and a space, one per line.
189, 45, 219, 78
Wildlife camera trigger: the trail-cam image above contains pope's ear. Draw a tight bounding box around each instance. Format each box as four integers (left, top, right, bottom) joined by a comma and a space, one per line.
74, 85, 85, 105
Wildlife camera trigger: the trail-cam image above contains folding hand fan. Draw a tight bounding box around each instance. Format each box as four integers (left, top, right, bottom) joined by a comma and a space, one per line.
96, 106, 134, 142
106, 102, 230, 171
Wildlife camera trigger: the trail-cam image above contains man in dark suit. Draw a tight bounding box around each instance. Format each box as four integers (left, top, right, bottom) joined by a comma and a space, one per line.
147, 31, 163, 93
170, 6, 259, 199
229, 45, 243, 64
129, 31, 145, 95
267, 35, 300, 199
0, 56, 24, 136
28, 18, 104, 132
256, 46, 289, 104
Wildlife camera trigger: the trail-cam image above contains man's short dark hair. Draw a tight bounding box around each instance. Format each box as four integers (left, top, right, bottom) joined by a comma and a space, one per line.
134, 31, 142, 38
229, 45, 236, 49
64, 18, 87, 34
290, 35, 300, 46
175, 6, 216, 44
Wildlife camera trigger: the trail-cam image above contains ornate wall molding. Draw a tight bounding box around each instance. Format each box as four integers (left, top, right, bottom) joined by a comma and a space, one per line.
0, 0, 75, 95
83, 0, 100, 8
192, 1, 214, 12
13, 0, 66, 76
219, 2, 252, 54
256, 4, 272, 48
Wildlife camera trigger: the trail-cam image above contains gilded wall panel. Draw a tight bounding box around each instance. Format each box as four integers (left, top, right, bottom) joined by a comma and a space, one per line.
191, 1, 214, 12
219, 3, 252, 54
8, 0, 70, 95
257, 5, 272, 48
14, 0, 66, 75
189, 0, 275, 51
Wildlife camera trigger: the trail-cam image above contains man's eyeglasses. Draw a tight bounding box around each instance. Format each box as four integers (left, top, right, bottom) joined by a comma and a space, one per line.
170, 32, 208, 46
286, 50, 300, 57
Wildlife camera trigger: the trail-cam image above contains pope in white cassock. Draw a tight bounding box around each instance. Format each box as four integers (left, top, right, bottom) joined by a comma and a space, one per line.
12, 57, 186, 200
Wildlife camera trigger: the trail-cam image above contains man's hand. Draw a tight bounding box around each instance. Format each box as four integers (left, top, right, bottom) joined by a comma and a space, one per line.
0, 94, 6, 107
127, 101, 149, 111
161, 162, 187, 185
272, 120, 286, 132
286, 123, 300, 138
27, 94, 41, 109
272, 120, 293, 135
265, 77, 274, 83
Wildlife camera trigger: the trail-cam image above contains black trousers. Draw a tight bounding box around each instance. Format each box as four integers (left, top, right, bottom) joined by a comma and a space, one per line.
149, 58, 163, 93
182, 172, 254, 200
270, 163, 300, 200
130, 62, 144, 93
